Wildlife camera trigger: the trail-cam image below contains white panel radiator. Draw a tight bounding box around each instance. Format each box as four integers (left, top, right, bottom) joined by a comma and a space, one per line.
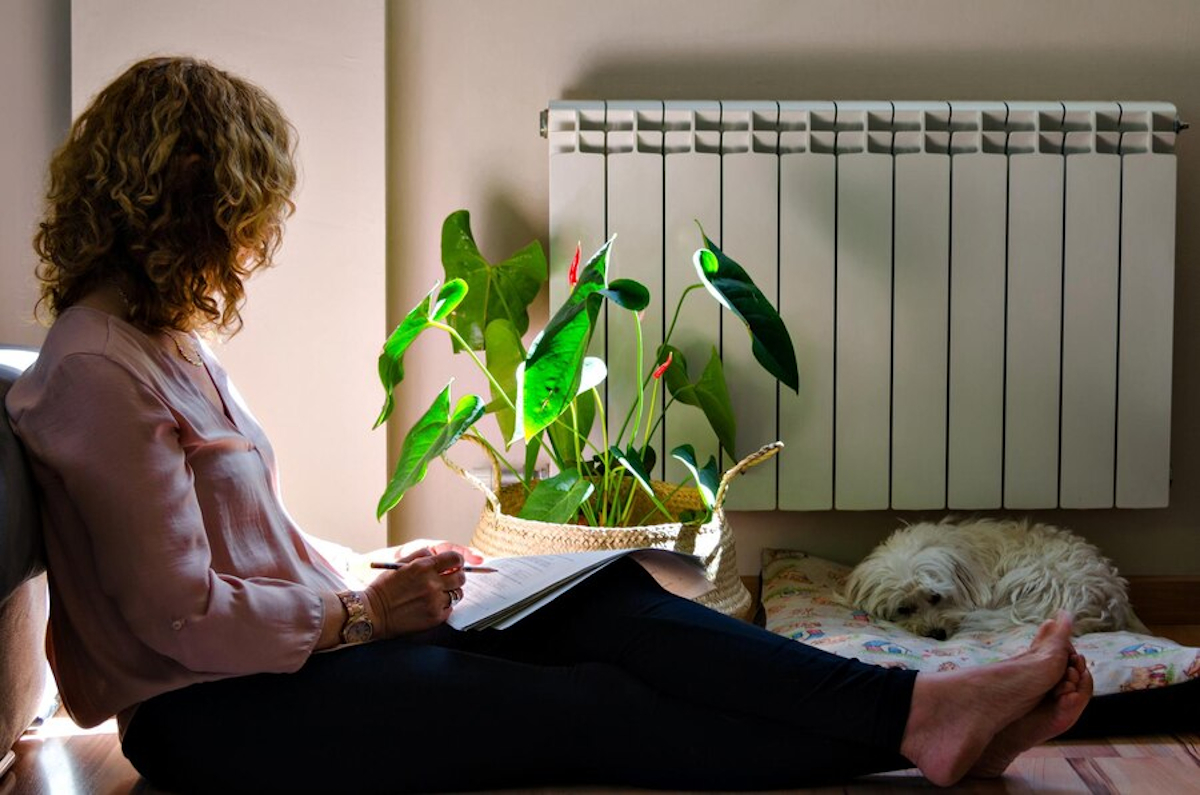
546, 100, 1179, 511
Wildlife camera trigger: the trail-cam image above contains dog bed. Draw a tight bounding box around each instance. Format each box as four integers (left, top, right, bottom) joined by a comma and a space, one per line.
761, 548, 1200, 736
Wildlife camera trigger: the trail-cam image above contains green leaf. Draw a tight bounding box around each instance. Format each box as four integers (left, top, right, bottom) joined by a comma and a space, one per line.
441, 210, 547, 350
660, 344, 737, 459
694, 234, 799, 392
640, 445, 657, 476
374, 280, 468, 429
483, 319, 525, 446
609, 444, 655, 500
670, 444, 719, 512
545, 393, 595, 472
523, 435, 543, 482
376, 383, 485, 519
600, 278, 650, 312
517, 469, 594, 523
520, 239, 612, 439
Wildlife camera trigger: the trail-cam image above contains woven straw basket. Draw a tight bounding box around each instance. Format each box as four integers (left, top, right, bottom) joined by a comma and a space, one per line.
445, 438, 783, 621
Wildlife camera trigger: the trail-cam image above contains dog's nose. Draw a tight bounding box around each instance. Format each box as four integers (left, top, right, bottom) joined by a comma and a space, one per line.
929, 628, 948, 641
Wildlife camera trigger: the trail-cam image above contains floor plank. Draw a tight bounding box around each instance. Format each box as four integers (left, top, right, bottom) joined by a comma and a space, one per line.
5, 726, 1200, 794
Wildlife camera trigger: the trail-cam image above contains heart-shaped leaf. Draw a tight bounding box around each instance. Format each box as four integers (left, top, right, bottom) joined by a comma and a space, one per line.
660, 344, 737, 459
517, 469, 595, 523
599, 278, 650, 312
441, 210, 547, 351
376, 382, 485, 519
670, 444, 719, 511
483, 319, 525, 445
609, 444, 655, 500
694, 234, 799, 393
520, 239, 612, 439
374, 279, 468, 428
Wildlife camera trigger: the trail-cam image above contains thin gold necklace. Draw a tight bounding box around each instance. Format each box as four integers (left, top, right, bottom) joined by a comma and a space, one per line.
112, 284, 204, 368
168, 331, 205, 368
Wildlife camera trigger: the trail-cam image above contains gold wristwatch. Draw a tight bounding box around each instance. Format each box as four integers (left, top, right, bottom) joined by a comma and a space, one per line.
336, 590, 373, 644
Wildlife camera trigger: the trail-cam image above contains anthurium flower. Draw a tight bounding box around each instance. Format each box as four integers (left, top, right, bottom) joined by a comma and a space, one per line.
652, 351, 674, 380
567, 242, 581, 287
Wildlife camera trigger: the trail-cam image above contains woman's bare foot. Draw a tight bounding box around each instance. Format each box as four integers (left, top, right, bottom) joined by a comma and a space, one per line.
898, 611, 1076, 786
968, 648, 1094, 778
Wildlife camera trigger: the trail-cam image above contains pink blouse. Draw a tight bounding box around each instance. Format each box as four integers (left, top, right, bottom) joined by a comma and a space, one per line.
5, 306, 348, 730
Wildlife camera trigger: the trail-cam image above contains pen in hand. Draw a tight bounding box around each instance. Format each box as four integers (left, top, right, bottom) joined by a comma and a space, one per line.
369, 561, 498, 573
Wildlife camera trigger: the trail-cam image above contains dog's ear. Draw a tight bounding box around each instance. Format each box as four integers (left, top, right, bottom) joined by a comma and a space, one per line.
946, 552, 987, 606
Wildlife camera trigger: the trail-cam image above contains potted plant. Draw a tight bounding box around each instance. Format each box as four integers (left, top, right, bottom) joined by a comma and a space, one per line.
373, 210, 798, 616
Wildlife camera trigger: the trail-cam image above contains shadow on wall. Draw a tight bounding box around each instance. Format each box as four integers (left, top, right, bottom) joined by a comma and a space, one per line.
479, 188, 550, 329
561, 47, 1196, 105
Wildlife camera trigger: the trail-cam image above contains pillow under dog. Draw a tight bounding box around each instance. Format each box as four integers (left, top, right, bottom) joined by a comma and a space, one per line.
761, 548, 1200, 698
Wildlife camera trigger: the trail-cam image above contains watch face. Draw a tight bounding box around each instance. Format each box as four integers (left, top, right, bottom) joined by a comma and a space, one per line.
343, 618, 373, 644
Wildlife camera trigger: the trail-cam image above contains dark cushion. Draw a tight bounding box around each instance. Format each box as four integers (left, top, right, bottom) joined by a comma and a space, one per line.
1, 347, 44, 600
0, 345, 48, 756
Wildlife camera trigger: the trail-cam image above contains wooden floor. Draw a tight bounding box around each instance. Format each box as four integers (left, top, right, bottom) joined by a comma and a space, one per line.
5, 622, 1199, 794
4, 724, 1199, 794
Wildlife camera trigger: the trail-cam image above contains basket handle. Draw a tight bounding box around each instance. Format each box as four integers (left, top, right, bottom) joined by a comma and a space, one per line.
440, 434, 503, 514
713, 441, 784, 510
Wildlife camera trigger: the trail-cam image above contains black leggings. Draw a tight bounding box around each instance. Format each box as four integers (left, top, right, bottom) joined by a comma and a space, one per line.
122, 559, 917, 793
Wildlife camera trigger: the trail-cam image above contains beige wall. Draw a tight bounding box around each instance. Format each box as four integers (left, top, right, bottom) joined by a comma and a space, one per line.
387, 0, 1200, 575
0, 0, 69, 348
68, 0, 388, 552
0, 0, 388, 552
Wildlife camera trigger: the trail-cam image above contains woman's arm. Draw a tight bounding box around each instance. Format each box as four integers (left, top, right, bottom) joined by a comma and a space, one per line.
23, 353, 326, 674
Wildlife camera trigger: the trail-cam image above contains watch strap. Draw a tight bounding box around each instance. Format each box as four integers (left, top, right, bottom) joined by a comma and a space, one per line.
335, 589, 373, 644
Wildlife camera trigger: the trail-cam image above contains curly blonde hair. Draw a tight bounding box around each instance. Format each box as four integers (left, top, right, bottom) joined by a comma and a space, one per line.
34, 56, 297, 333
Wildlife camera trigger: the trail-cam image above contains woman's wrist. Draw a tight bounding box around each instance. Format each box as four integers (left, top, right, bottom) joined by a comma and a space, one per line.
362, 585, 388, 640
315, 590, 347, 650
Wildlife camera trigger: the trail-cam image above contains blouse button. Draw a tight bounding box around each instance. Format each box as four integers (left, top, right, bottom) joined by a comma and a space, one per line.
171, 619, 184, 631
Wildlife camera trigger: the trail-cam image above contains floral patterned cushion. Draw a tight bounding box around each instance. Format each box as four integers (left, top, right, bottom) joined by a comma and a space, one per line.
762, 548, 1200, 697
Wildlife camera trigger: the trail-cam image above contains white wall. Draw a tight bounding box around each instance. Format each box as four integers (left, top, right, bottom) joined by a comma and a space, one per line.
70, 0, 387, 551
387, 0, 1200, 575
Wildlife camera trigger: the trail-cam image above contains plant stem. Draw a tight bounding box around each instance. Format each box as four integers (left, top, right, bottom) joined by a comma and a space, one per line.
592, 388, 611, 525
614, 282, 703, 447
431, 321, 515, 411
466, 430, 528, 491
643, 396, 677, 442
633, 481, 688, 526
664, 283, 704, 345
622, 312, 646, 450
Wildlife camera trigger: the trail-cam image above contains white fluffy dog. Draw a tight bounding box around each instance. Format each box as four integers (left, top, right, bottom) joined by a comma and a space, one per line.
841, 518, 1140, 639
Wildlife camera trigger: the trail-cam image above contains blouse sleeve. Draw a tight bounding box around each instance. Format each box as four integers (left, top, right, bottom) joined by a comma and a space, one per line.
23, 353, 324, 675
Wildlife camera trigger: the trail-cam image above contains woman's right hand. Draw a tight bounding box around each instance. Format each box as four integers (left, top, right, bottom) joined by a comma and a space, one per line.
361, 546, 467, 638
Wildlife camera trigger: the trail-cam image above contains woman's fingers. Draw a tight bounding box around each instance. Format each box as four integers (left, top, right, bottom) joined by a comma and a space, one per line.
396, 546, 436, 564
431, 541, 484, 564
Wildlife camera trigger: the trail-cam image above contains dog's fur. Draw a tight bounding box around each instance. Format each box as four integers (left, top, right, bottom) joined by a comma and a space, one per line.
841, 518, 1140, 638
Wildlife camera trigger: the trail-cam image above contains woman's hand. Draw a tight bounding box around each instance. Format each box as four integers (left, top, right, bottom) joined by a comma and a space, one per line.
395, 538, 484, 565
361, 546, 469, 638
